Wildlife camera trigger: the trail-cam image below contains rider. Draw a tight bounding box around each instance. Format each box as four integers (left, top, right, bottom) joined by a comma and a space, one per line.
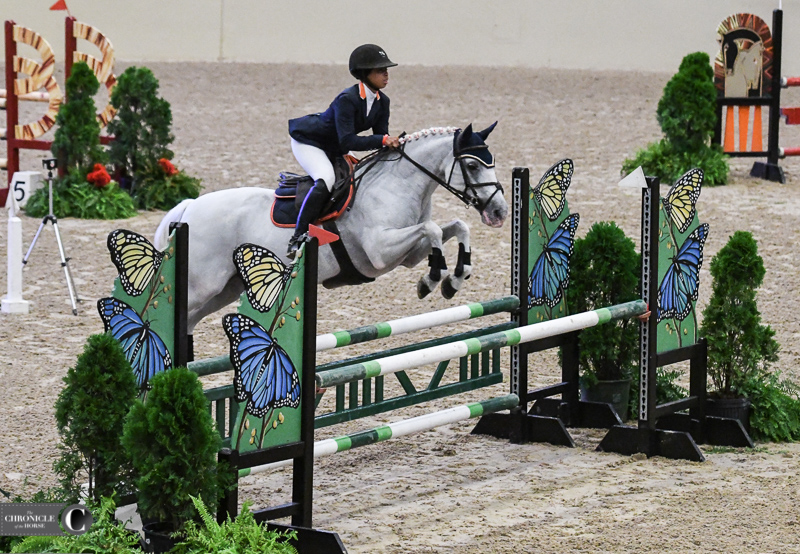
286, 43, 402, 258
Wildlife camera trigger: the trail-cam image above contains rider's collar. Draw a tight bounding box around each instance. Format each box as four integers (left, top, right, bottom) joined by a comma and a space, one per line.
359, 81, 380, 101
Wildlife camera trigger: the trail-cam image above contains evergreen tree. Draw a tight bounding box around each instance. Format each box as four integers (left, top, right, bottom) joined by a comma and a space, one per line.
54, 333, 138, 502
51, 61, 107, 172
107, 66, 174, 187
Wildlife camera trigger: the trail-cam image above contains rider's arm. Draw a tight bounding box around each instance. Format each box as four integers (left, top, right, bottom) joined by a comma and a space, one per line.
333, 94, 387, 153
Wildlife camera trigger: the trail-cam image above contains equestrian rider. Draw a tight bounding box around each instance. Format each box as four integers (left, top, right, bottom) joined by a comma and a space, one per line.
286, 44, 401, 258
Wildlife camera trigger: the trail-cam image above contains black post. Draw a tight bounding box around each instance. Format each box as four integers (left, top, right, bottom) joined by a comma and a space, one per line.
293, 238, 318, 528
170, 222, 190, 367
752, 8, 786, 183
217, 448, 239, 524
510, 167, 530, 443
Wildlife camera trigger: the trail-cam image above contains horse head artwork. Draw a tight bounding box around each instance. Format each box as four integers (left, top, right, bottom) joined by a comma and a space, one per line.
724, 39, 764, 97
154, 123, 508, 335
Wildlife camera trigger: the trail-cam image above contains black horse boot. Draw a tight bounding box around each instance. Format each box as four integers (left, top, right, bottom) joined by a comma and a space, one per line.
288, 179, 330, 259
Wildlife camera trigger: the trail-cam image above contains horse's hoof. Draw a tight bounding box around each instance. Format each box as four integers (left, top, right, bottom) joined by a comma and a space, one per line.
417, 279, 432, 299
441, 276, 458, 299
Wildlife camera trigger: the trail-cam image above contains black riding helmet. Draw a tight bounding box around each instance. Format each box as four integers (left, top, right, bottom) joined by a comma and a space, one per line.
349, 44, 397, 80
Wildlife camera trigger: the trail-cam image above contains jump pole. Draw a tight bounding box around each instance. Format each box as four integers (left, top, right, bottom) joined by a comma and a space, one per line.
316, 295, 519, 351
316, 300, 648, 389
188, 295, 519, 376
238, 394, 519, 477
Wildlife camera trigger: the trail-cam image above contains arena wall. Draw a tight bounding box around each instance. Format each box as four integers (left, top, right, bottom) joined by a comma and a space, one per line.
4, 0, 798, 75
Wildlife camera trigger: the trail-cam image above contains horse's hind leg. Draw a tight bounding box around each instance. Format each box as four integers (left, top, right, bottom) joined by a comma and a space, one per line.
439, 219, 471, 299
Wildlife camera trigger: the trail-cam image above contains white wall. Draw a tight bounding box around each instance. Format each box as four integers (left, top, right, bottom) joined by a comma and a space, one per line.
4, 0, 798, 75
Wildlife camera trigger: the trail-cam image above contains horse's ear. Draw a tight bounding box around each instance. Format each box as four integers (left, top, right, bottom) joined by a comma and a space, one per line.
456, 124, 474, 149
476, 121, 498, 141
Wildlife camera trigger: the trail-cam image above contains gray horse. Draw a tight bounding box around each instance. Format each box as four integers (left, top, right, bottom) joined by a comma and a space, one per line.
154, 123, 508, 334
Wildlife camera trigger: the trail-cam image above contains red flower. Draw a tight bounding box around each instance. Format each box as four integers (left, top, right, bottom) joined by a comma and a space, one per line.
158, 158, 179, 176
87, 163, 111, 188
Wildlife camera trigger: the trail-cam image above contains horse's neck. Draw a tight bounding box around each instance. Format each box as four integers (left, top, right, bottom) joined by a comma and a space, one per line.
358, 133, 453, 205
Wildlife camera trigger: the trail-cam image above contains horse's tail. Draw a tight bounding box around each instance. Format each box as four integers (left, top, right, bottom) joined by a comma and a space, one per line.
154, 198, 193, 250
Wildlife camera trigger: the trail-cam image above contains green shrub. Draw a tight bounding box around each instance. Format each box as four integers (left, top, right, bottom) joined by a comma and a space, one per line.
739, 373, 800, 442
107, 66, 174, 188
122, 367, 225, 533
24, 167, 137, 219
567, 221, 640, 386
51, 61, 107, 173
54, 333, 138, 503
700, 231, 779, 396
622, 52, 729, 186
133, 167, 202, 211
173, 496, 298, 554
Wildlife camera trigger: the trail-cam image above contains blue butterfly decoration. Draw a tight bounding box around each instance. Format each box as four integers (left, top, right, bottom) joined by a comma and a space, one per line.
223, 313, 300, 418
657, 223, 710, 322
528, 213, 580, 308
97, 297, 172, 389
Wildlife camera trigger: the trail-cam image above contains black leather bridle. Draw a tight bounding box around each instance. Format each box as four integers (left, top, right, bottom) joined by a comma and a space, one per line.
354, 130, 504, 214
394, 137, 504, 214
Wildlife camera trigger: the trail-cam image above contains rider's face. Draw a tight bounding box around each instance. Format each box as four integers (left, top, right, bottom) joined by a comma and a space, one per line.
365, 68, 389, 92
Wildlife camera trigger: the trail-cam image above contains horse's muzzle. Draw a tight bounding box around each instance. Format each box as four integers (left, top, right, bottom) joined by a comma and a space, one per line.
481, 204, 508, 228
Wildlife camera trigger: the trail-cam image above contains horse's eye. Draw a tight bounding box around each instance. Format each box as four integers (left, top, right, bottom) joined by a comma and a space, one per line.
467, 162, 479, 171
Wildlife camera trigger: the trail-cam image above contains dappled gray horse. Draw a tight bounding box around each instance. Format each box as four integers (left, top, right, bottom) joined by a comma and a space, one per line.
154, 123, 508, 334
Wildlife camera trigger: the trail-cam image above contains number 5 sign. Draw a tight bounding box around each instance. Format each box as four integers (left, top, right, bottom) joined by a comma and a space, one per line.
11, 171, 44, 208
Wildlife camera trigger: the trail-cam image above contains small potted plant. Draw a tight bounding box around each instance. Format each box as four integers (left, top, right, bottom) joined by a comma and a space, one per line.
700, 231, 779, 429
121, 367, 226, 552
566, 221, 641, 420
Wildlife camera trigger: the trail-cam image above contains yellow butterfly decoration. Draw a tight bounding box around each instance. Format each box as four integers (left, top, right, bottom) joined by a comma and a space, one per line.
533, 159, 573, 221
663, 168, 703, 234
233, 244, 292, 313
107, 229, 164, 296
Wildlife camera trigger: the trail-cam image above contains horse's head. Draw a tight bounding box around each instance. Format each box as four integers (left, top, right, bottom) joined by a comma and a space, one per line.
451, 123, 508, 228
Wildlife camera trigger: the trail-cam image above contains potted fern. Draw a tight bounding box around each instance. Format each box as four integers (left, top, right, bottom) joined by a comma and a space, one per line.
121, 367, 226, 552
172, 496, 298, 554
566, 221, 641, 420
700, 231, 779, 430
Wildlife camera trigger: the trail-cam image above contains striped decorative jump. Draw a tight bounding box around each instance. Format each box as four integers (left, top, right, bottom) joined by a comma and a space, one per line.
187, 295, 519, 377
316, 295, 519, 351
316, 300, 648, 389
238, 393, 518, 477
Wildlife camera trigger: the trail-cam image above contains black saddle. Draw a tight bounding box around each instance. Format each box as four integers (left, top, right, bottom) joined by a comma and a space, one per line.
271, 155, 357, 228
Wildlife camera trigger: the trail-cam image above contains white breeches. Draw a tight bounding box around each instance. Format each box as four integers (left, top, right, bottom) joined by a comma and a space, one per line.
291, 139, 336, 191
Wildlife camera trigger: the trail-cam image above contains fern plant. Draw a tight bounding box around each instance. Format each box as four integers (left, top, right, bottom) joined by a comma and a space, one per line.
172, 496, 298, 554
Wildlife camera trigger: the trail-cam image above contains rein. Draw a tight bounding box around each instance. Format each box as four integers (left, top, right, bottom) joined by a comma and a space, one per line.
353, 133, 503, 214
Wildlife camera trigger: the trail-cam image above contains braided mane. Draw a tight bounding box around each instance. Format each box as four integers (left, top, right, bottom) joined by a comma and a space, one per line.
398, 127, 459, 145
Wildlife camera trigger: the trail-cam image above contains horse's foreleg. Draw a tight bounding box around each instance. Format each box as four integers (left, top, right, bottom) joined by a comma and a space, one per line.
439, 219, 471, 299
361, 221, 447, 298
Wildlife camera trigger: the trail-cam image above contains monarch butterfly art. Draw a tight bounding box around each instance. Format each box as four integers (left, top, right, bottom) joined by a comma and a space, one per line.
663, 168, 703, 234
233, 244, 293, 313
97, 297, 172, 389
533, 159, 573, 221
223, 313, 300, 418
657, 223, 710, 322
528, 213, 580, 308
107, 229, 164, 296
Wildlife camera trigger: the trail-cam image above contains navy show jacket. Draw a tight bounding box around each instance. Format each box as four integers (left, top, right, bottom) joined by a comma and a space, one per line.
289, 82, 390, 156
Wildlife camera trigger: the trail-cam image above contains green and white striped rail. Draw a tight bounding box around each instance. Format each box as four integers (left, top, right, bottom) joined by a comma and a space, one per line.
238, 393, 518, 477
188, 295, 519, 376
315, 295, 519, 351
316, 300, 648, 389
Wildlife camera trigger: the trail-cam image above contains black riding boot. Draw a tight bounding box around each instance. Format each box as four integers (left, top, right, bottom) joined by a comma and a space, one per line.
288, 179, 329, 258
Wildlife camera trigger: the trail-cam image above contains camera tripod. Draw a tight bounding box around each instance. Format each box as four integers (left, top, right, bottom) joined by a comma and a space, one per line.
22, 159, 80, 315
